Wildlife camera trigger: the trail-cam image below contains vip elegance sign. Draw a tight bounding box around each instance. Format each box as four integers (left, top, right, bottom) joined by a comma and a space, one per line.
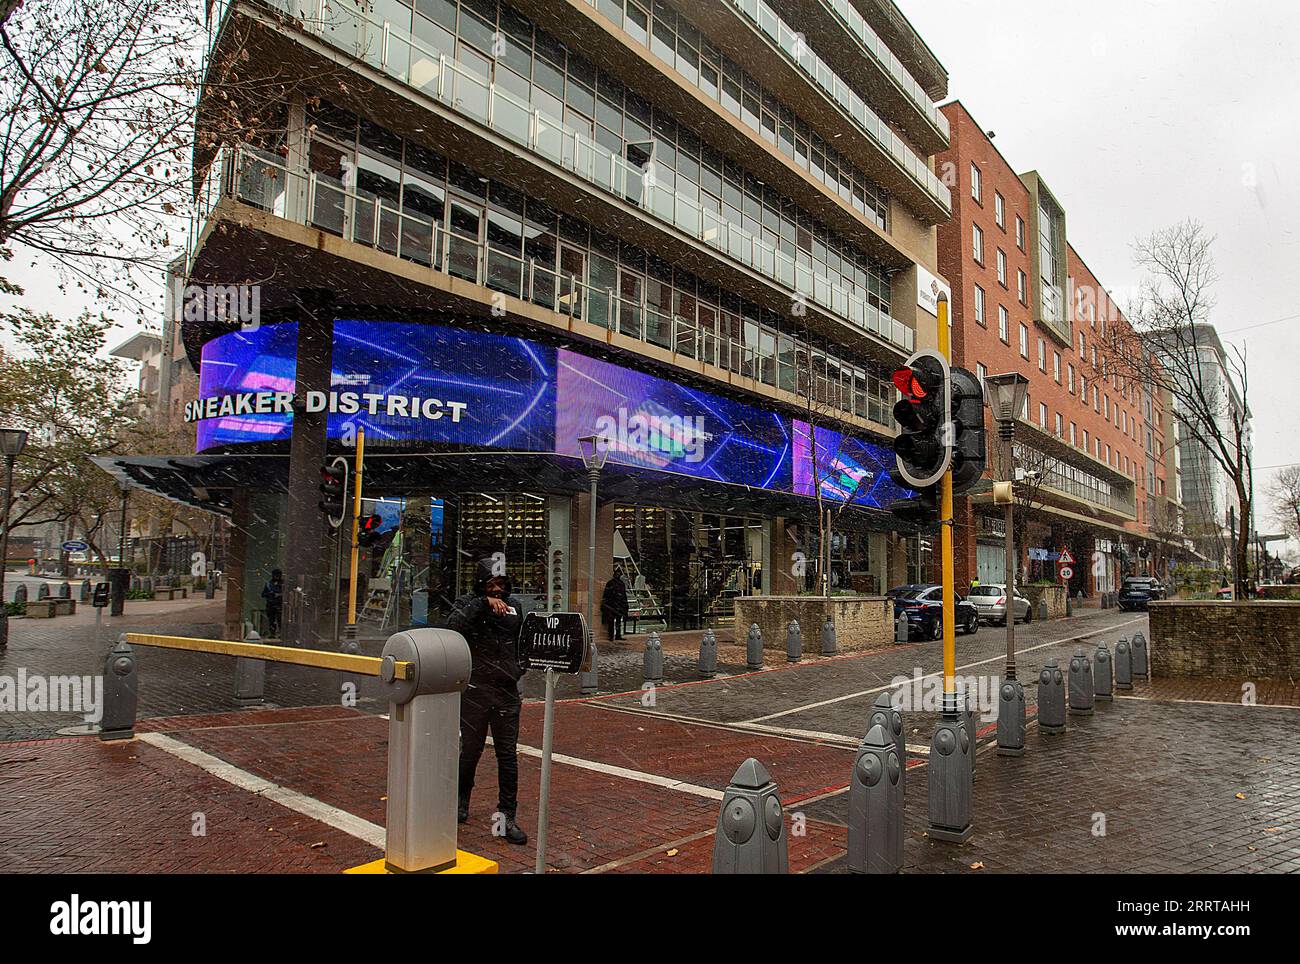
191, 319, 908, 507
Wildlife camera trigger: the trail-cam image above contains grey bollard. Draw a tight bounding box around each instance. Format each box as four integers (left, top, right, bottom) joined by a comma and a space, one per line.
964, 692, 977, 783
1068, 647, 1094, 715
13, 583, 26, 605
786, 619, 801, 662
698, 628, 718, 678
894, 610, 909, 643
376, 628, 472, 873
711, 758, 788, 874
927, 710, 973, 842
996, 676, 1026, 757
1066, 594, 1073, 617
233, 629, 266, 706
1100, 591, 1109, 609
1094, 642, 1114, 701
867, 692, 905, 793
642, 632, 664, 683
847, 723, 903, 874
1114, 637, 1133, 690
37, 582, 49, 600
580, 638, 599, 695
1037, 597, 1049, 621
205, 579, 216, 600
100, 637, 138, 741
745, 623, 764, 671
59, 582, 71, 598
80, 579, 92, 603
1131, 632, 1149, 680
820, 617, 837, 656
1037, 658, 1066, 735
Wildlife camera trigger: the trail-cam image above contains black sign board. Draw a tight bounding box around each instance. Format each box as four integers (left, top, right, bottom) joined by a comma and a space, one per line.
518, 612, 589, 674
92, 582, 110, 608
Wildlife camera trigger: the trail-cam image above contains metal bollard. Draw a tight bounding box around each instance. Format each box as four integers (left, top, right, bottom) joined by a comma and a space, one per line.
1094, 642, 1114, 701
820, 617, 837, 656
847, 723, 903, 874
205, 579, 216, 600
80, 580, 92, 603
1066, 594, 1073, 617
13, 583, 26, 605
785, 619, 801, 662
964, 692, 977, 783
37, 582, 49, 600
1100, 591, 1109, 609
1131, 632, 1149, 680
233, 630, 266, 707
868, 691, 905, 786
642, 632, 664, 683
100, 637, 138, 741
1037, 597, 1049, 622
745, 623, 764, 671
711, 758, 788, 874
894, 610, 909, 643
376, 628, 472, 873
927, 710, 973, 842
580, 638, 599, 695
698, 628, 718, 678
1068, 647, 1094, 715
59, 582, 71, 598
997, 676, 1026, 757
1114, 637, 1133, 690
1037, 658, 1066, 735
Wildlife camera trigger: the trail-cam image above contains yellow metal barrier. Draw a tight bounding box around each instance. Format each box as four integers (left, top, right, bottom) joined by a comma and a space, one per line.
123, 633, 413, 680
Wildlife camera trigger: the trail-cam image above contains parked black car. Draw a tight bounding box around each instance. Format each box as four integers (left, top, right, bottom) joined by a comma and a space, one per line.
1117, 576, 1166, 611
892, 584, 981, 639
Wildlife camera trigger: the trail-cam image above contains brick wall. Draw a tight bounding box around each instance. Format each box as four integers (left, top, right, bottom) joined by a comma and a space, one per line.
1148, 600, 1300, 678
734, 596, 892, 656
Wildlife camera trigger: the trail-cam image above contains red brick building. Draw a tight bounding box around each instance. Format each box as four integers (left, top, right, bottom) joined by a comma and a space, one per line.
935, 101, 1172, 597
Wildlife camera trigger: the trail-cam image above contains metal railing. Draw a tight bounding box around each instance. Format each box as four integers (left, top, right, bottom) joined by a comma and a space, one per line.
237, 0, 912, 353
726, 0, 951, 210
197, 143, 895, 425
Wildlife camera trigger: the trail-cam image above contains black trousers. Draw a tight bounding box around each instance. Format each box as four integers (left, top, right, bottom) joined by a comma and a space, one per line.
458, 683, 521, 817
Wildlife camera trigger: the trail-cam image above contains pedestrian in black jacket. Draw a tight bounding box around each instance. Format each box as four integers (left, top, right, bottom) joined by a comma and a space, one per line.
601, 568, 629, 640
448, 561, 528, 845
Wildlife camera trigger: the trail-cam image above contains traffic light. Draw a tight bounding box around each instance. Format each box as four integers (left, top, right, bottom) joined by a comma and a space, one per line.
318, 457, 349, 529
948, 366, 987, 494
891, 349, 951, 489
356, 513, 384, 549
889, 484, 939, 527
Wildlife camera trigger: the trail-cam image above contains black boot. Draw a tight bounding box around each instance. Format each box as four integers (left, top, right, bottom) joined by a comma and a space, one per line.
501, 814, 528, 845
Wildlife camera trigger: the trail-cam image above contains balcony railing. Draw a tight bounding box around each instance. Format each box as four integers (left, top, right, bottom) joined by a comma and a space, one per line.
726, 0, 951, 211
191, 144, 898, 426
247, 0, 913, 352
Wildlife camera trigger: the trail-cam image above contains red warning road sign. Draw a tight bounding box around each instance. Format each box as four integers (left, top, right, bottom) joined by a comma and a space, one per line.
1057, 548, 1075, 566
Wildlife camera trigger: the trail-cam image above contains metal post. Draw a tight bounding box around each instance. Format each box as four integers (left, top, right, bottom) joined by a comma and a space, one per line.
581, 464, 600, 695
535, 667, 558, 874
0, 454, 14, 649
332, 524, 343, 644
344, 427, 366, 646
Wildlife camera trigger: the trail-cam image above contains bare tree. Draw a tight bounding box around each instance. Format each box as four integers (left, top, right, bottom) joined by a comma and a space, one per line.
1102, 220, 1254, 598
1268, 464, 1300, 541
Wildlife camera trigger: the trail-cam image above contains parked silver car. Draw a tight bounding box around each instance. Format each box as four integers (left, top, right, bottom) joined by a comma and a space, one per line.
966, 584, 1032, 625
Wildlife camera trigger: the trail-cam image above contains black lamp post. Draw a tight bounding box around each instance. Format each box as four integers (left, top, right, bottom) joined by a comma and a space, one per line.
577, 434, 609, 695
0, 427, 30, 650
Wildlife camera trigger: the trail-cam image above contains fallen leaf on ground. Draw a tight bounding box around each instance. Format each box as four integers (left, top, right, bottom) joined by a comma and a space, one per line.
1235, 792, 1246, 800
666, 848, 678, 857
970, 861, 984, 870
310, 841, 326, 849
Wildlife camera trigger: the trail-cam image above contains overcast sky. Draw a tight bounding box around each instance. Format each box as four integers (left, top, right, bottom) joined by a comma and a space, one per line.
898, 0, 1300, 532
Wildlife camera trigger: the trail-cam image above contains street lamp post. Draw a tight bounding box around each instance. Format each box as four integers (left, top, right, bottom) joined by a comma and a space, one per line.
0, 427, 30, 651
577, 435, 609, 696
984, 374, 1029, 757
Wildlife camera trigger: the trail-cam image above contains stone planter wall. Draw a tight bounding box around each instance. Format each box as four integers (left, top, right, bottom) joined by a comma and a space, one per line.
1021, 584, 1067, 619
1147, 600, 1300, 678
732, 595, 893, 656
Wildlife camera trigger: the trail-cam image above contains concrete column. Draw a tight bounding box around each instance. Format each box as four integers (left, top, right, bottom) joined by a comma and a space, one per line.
769, 518, 799, 595
224, 488, 249, 641
282, 294, 335, 645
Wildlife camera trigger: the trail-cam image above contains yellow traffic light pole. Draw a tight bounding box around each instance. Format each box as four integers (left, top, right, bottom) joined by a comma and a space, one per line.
936, 293, 957, 711
345, 427, 366, 638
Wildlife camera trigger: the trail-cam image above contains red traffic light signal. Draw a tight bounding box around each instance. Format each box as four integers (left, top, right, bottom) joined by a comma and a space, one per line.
357, 513, 384, 548
891, 351, 951, 488
318, 458, 348, 529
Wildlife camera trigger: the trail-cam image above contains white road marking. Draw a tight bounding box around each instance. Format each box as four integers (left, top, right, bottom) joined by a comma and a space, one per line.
138, 731, 386, 848
1115, 695, 1300, 710
488, 736, 724, 800
742, 616, 1147, 723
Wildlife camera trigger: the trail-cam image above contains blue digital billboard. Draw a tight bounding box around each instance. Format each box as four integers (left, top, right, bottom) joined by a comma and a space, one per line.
192, 320, 903, 508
